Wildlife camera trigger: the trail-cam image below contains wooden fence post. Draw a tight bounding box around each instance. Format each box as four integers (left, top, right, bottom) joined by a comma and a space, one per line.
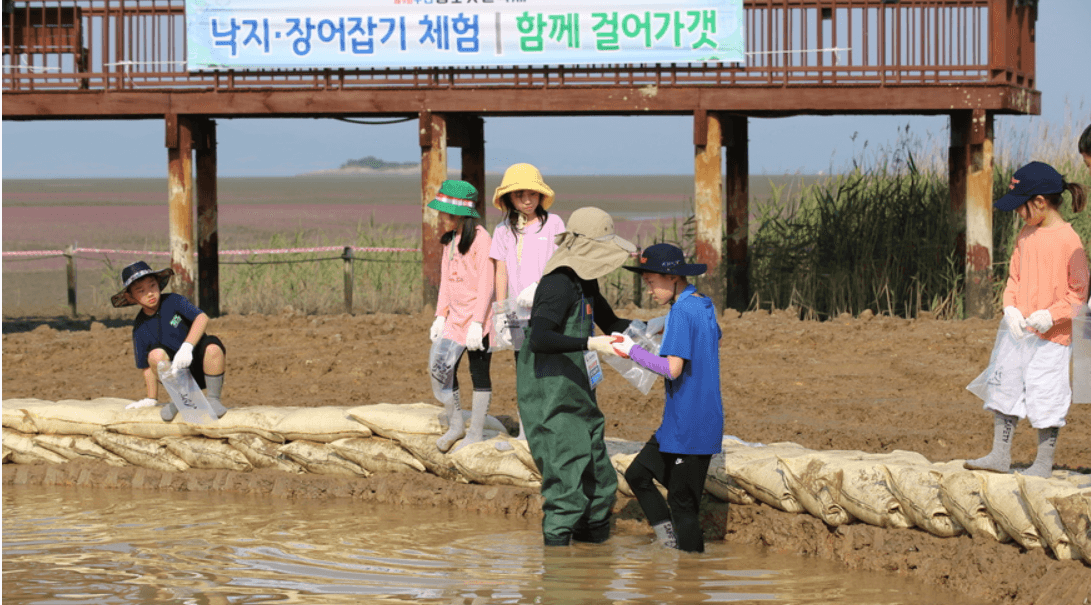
65, 244, 77, 317
342, 246, 354, 315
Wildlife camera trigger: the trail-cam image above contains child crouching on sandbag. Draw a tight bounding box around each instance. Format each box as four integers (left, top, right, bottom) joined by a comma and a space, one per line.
612, 243, 724, 553
115, 261, 228, 421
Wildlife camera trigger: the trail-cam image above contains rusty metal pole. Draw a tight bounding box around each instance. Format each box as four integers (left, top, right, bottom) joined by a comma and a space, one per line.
166, 114, 196, 302
694, 110, 725, 309
421, 111, 448, 307
459, 115, 487, 226
950, 109, 994, 319
724, 115, 750, 312
195, 117, 220, 316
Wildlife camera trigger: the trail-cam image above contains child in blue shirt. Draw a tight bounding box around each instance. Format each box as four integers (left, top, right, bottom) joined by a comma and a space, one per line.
613, 243, 724, 552
113, 261, 228, 421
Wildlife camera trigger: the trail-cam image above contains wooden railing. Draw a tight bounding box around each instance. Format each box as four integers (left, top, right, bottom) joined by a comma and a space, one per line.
2, 0, 1035, 93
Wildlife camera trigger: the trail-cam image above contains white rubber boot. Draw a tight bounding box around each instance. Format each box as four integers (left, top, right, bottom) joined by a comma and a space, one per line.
436, 390, 464, 453
452, 390, 490, 453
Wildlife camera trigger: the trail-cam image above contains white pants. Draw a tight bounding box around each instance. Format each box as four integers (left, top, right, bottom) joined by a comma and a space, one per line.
984, 335, 1072, 429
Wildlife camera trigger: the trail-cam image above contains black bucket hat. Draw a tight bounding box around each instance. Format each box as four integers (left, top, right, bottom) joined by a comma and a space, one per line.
622, 243, 706, 276
111, 261, 173, 308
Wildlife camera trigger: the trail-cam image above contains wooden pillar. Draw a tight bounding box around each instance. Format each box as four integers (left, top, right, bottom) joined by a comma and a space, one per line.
420, 111, 448, 306
724, 115, 750, 312
694, 110, 725, 309
194, 117, 220, 317
950, 109, 995, 319
166, 114, 196, 302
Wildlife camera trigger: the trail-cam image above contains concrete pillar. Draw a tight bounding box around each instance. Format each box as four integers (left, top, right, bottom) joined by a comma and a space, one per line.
420, 111, 448, 306
166, 114, 196, 302
694, 110, 725, 308
195, 117, 219, 316
724, 115, 750, 312
950, 109, 995, 319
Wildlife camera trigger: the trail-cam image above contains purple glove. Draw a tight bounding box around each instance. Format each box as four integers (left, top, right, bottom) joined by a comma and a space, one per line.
629, 344, 673, 378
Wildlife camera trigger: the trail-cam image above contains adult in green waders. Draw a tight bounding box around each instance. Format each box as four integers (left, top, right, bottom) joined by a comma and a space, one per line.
517, 206, 635, 546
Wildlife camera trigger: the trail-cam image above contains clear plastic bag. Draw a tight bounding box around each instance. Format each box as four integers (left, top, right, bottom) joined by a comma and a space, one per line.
966, 321, 1035, 403
602, 319, 664, 395
157, 361, 217, 424
430, 338, 465, 405
490, 299, 531, 353
1072, 303, 1091, 404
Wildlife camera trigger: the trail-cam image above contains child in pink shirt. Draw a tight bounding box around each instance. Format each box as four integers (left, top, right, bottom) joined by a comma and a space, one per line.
966, 161, 1088, 478
427, 180, 496, 453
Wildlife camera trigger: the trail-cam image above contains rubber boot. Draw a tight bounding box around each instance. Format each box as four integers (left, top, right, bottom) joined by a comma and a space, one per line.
160, 402, 178, 422
652, 520, 678, 549
1022, 427, 1058, 478
452, 390, 491, 453
205, 374, 228, 419
436, 390, 464, 453
965, 412, 1017, 473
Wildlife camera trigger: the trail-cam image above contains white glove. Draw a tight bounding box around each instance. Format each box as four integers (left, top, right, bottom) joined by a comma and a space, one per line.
611, 333, 637, 358
516, 282, 538, 308
466, 322, 485, 351
1003, 306, 1027, 335
126, 398, 158, 410
430, 316, 446, 342
645, 315, 667, 336
587, 335, 621, 356
171, 342, 194, 372
1027, 309, 1053, 333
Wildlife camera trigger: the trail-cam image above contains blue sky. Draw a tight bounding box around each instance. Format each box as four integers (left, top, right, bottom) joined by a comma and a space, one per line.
2, 0, 1088, 178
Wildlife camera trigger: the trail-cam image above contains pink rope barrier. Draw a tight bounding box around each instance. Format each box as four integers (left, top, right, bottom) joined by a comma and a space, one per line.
3, 246, 421, 258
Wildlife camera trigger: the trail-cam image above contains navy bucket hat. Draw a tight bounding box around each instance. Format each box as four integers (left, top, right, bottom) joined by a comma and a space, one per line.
994, 161, 1067, 211
623, 243, 706, 277
111, 260, 173, 308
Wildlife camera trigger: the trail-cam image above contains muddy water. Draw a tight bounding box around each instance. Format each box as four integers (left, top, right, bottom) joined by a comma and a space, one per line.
4, 486, 988, 605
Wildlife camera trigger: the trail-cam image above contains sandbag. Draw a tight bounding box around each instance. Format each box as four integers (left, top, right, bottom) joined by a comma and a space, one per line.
328, 437, 427, 474
3, 446, 11, 463
1058, 470, 1091, 490
779, 455, 854, 526
827, 459, 911, 529
106, 405, 204, 439
162, 437, 253, 472
704, 455, 756, 505
1016, 474, 1082, 560
384, 430, 466, 482
3, 428, 69, 465
32, 433, 129, 467
197, 406, 289, 443
449, 440, 541, 488
730, 455, 805, 514
274, 407, 373, 443
348, 402, 505, 438
2, 399, 51, 433
938, 470, 1012, 543
226, 434, 306, 474
277, 440, 370, 477
1049, 491, 1091, 565
93, 430, 190, 472
980, 472, 1042, 550
495, 437, 539, 479
882, 464, 965, 537
26, 398, 130, 436
712, 442, 809, 507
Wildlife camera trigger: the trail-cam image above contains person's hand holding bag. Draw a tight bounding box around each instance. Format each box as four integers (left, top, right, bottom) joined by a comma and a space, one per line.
1027, 309, 1054, 333
430, 316, 446, 342
1003, 306, 1027, 335
466, 322, 485, 351
587, 335, 621, 356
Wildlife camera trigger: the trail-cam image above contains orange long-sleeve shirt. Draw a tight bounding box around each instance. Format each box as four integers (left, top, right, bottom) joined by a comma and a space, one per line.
1003, 221, 1090, 345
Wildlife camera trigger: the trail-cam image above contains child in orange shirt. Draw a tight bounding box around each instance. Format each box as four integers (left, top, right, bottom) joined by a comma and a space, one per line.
966, 161, 1088, 477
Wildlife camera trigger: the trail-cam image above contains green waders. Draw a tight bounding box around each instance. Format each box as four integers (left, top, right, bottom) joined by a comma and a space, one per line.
516, 284, 617, 546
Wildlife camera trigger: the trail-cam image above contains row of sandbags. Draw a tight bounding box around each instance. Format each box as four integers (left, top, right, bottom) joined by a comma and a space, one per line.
4, 398, 1090, 565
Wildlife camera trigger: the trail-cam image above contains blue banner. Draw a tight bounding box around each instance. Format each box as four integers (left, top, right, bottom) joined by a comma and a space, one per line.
185, 0, 743, 71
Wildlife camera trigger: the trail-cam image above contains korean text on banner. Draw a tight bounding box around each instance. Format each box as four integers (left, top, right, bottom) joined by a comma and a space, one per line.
186, 0, 744, 71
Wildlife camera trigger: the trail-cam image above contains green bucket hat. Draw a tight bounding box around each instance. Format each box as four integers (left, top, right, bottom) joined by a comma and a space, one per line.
427, 180, 480, 218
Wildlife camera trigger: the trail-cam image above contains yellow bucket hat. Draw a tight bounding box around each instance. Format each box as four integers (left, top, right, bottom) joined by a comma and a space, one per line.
492, 163, 555, 211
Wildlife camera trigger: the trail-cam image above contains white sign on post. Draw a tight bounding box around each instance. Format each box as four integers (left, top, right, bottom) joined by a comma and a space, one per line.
186, 0, 744, 71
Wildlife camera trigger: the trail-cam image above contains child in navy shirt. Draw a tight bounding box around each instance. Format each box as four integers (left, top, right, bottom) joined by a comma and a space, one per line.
613, 244, 724, 552
113, 261, 228, 421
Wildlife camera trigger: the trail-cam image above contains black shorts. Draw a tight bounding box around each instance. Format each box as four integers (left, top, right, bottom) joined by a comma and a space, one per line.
165, 334, 225, 389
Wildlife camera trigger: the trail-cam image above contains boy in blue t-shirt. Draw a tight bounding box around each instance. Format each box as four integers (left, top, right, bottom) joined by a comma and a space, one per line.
613, 244, 724, 552
112, 261, 228, 421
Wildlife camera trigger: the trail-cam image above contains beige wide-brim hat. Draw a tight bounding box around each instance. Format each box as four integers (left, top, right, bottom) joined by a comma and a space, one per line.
492, 163, 555, 211
542, 207, 636, 281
